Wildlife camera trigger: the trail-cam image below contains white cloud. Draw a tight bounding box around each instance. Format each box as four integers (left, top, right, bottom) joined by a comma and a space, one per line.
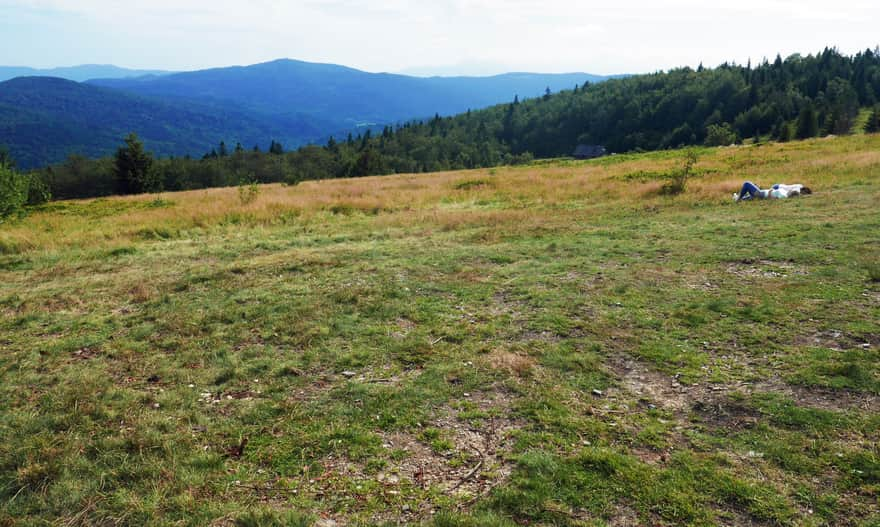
1, 0, 878, 74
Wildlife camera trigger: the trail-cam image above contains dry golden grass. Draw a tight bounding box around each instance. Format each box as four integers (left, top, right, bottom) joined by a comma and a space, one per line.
2, 135, 878, 254
129, 283, 157, 304
486, 349, 536, 378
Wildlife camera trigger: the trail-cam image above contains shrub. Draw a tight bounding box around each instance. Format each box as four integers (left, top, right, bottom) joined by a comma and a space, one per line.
0, 163, 29, 221
704, 123, 738, 146
238, 173, 260, 206
661, 149, 698, 195
26, 173, 51, 205
503, 151, 534, 165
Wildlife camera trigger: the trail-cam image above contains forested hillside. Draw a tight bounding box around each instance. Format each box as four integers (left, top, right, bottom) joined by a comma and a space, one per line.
89, 59, 608, 131
0, 60, 607, 169
20, 48, 880, 199
0, 77, 322, 169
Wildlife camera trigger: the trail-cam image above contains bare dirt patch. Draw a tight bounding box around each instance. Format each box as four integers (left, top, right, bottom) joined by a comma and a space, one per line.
344, 366, 424, 386
315, 389, 524, 523
751, 376, 878, 412
390, 317, 416, 339
489, 290, 529, 318
725, 259, 808, 279
607, 354, 698, 414
71, 346, 101, 361
607, 354, 876, 420
286, 374, 338, 403
794, 329, 877, 351
606, 503, 646, 527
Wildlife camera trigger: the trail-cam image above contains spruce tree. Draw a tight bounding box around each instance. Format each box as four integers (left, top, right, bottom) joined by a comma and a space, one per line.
269, 140, 284, 155
114, 133, 157, 194
795, 104, 819, 139
866, 106, 880, 133
0, 145, 14, 169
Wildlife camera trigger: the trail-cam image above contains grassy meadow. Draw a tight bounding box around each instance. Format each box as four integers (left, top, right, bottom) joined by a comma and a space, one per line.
1, 135, 879, 526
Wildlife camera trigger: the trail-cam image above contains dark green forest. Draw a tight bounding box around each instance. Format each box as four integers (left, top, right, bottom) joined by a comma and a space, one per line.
15, 48, 880, 200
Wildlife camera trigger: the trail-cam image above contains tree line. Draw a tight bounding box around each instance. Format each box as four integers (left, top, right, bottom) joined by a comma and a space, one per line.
0, 147, 51, 221
8, 47, 880, 202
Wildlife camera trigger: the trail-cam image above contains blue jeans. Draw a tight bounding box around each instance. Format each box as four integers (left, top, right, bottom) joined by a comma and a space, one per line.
739, 181, 761, 200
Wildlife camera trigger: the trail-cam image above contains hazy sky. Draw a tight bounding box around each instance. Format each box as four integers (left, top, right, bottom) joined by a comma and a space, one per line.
2, 0, 878, 76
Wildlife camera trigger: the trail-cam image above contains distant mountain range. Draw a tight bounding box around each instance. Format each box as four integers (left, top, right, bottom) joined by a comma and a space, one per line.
89, 59, 609, 128
0, 77, 323, 170
0, 64, 171, 83
0, 59, 613, 169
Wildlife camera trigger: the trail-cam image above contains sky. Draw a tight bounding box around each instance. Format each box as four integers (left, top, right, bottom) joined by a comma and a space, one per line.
1, 0, 879, 76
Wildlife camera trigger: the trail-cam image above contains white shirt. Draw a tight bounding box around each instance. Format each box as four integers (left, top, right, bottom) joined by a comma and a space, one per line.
768, 184, 804, 199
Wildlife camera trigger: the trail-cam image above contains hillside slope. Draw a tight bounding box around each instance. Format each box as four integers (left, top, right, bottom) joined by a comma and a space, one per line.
0, 64, 170, 82
1, 59, 609, 169
1, 135, 878, 525
0, 77, 322, 168
89, 59, 606, 128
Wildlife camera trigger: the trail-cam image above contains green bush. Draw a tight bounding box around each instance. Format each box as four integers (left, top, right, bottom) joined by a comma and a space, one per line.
26, 173, 51, 205
0, 163, 29, 221
661, 149, 698, 195
237, 173, 260, 205
704, 123, 738, 146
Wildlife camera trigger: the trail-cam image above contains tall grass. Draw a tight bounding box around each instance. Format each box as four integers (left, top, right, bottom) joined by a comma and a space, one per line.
1, 135, 878, 254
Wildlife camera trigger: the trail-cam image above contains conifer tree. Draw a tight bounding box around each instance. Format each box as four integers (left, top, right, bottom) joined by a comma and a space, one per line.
866, 106, 880, 133
795, 105, 819, 139
0, 145, 14, 169
114, 133, 157, 194
269, 140, 284, 155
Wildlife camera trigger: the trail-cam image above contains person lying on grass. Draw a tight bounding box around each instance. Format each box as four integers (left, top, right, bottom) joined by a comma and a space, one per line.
734, 182, 812, 201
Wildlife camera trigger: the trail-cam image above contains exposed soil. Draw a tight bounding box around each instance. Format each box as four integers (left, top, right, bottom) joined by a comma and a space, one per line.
725, 259, 808, 280
751, 376, 878, 412
607, 353, 876, 419
607, 354, 701, 414
315, 388, 524, 524
794, 329, 877, 351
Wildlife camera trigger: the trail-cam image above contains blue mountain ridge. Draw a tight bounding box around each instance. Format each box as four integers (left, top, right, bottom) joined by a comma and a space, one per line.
0, 58, 613, 168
